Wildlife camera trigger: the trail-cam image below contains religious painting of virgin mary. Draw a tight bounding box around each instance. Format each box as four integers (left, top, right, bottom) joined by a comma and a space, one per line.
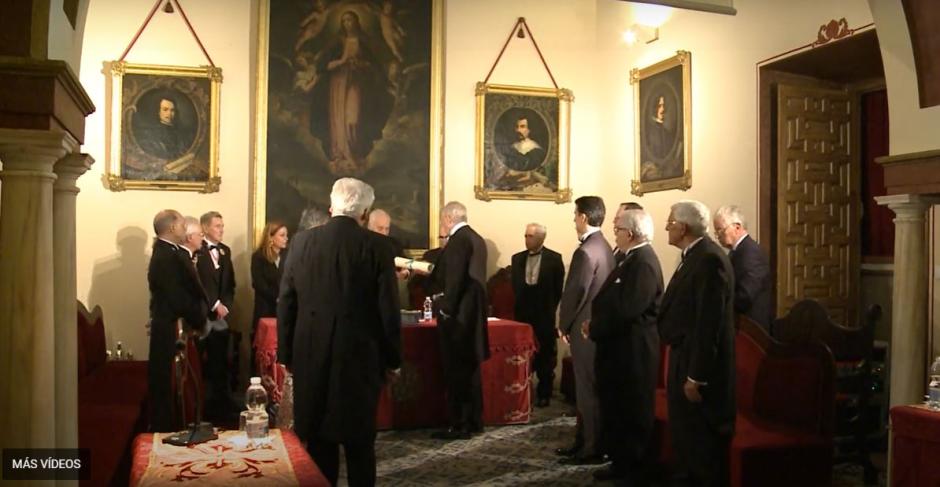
254, 0, 443, 251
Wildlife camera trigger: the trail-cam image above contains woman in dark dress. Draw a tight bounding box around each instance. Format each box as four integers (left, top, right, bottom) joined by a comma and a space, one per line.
251, 221, 289, 332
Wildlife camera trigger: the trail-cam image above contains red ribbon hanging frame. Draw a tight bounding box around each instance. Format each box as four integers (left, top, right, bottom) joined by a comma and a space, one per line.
483, 17, 558, 89
118, 0, 216, 66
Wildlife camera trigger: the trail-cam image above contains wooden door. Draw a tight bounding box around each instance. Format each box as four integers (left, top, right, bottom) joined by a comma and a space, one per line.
776, 84, 860, 325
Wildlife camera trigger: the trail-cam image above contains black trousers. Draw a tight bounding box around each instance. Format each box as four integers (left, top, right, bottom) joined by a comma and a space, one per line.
307, 435, 377, 487
198, 328, 231, 415
147, 318, 176, 432
667, 344, 731, 487
438, 324, 483, 431
516, 289, 558, 400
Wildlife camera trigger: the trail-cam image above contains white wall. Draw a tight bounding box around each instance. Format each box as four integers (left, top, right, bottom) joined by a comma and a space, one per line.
47, 0, 90, 74
77, 0, 253, 359
868, 0, 940, 156
74, 0, 884, 358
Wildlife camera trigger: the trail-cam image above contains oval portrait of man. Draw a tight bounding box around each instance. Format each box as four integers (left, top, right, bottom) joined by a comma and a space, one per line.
493, 107, 550, 172
130, 88, 198, 161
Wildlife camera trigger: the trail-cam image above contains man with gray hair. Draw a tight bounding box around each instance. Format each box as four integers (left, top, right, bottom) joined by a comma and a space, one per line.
428, 201, 489, 439
713, 205, 771, 330
659, 200, 735, 487
298, 206, 329, 231
278, 177, 401, 485
510, 223, 565, 407
147, 210, 207, 431
586, 208, 663, 483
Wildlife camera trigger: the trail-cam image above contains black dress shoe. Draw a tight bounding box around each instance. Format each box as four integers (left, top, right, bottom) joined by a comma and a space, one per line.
554, 444, 582, 457
558, 454, 606, 466
430, 427, 471, 440
535, 397, 550, 408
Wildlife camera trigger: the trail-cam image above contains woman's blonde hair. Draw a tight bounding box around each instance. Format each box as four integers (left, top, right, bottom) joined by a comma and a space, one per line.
258, 221, 287, 263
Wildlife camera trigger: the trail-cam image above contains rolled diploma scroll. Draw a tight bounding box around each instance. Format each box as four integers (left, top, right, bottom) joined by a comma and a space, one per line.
394, 257, 435, 274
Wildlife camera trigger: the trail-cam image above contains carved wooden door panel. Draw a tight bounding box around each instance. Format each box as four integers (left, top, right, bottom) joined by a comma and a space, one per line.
776, 84, 859, 325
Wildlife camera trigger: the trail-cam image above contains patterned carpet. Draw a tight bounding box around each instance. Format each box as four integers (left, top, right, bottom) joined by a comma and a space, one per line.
328, 397, 884, 486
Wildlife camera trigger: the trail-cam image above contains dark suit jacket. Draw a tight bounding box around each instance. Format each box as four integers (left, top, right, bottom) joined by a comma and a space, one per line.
428, 225, 489, 364
730, 235, 772, 329
196, 240, 235, 321
510, 247, 565, 330
658, 238, 736, 433
277, 216, 401, 443
250, 248, 284, 328
148, 239, 207, 332
590, 245, 663, 408
558, 231, 615, 336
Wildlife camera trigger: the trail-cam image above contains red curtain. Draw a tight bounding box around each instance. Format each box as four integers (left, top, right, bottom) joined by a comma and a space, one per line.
861, 89, 894, 257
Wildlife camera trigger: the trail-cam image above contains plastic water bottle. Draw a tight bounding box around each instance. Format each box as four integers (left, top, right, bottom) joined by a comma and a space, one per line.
245, 377, 269, 439
423, 297, 433, 322
928, 357, 940, 411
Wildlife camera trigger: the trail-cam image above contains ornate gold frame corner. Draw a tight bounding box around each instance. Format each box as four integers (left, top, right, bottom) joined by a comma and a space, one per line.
474, 83, 573, 204
103, 61, 222, 193
630, 50, 691, 197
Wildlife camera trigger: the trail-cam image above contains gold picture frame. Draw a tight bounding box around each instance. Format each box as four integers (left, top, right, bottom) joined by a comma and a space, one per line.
474, 83, 572, 203
103, 61, 222, 192
251, 0, 444, 252
630, 50, 691, 196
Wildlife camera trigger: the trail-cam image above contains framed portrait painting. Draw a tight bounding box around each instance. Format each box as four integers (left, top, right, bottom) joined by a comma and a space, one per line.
630, 50, 691, 196
104, 62, 222, 192
474, 83, 572, 203
253, 0, 443, 252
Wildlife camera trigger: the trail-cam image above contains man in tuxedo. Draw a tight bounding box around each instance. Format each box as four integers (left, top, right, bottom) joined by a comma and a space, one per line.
195, 211, 238, 422
556, 196, 615, 464
612, 202, 644, 264
147, 210, 207, 432
278, 178, 401, 486
659, 200, 736, 487
511, 223, 565, 407
428, 201, 489, 440
586, 208, 663, 484
713, 205, 772, 330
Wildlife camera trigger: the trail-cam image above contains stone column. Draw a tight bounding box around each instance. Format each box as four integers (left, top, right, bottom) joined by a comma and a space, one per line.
51, 153, 94, 454
0, 129, 76, 453
876, 193, 940, 407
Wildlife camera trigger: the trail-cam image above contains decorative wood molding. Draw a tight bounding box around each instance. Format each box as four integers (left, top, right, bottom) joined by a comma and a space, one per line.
876, 149, 940, 196
814, 18, 854, 47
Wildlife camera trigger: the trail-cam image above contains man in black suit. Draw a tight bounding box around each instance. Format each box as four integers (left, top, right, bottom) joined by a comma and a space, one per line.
147, 210, 208, 432
195, 211, 237, 422
659, 200, 736, 487
557, 196, 615, 464
586, 208, 663, 484
713, 205, 772, 330
511, 223, 565, 407
612, 202, 644, 265
278, 178, 401, 486
428, 201, 489, 440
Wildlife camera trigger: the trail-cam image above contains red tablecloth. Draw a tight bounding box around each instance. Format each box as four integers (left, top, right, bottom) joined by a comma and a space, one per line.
129, 430, 328, 487
891, 404, 940, 486
254, 318, 537, 429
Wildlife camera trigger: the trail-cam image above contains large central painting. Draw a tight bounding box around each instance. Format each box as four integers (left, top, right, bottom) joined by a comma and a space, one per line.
254, 0, 442, 250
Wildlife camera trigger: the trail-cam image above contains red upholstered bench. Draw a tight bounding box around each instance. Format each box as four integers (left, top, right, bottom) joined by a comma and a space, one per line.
653, 317, 836, 487
77, 301, 149, 487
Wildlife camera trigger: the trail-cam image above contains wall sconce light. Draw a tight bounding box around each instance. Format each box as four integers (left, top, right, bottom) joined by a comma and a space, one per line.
623, 24, 659, 45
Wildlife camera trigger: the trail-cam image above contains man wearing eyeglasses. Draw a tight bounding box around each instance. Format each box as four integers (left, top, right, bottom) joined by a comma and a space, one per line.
713, 205, 772, 331
510, 223, 565, 407
659, 200, 735, 487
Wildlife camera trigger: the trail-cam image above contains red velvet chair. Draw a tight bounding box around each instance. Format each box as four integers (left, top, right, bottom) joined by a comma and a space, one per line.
486, 265, 515, 319
653, 316, 836, 487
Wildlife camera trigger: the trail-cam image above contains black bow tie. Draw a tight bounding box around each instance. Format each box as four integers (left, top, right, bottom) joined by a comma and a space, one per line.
208, 244, 218, 251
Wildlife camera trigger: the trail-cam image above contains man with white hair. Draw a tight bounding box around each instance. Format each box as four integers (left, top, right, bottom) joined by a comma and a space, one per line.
586, 208, 663, 483
428, 201, 489, 440
713, 205, 772, 330
147, 210, 207, 432
278, 178, 401, 486
659, 200, 735, 487
510, 223, 565, 407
